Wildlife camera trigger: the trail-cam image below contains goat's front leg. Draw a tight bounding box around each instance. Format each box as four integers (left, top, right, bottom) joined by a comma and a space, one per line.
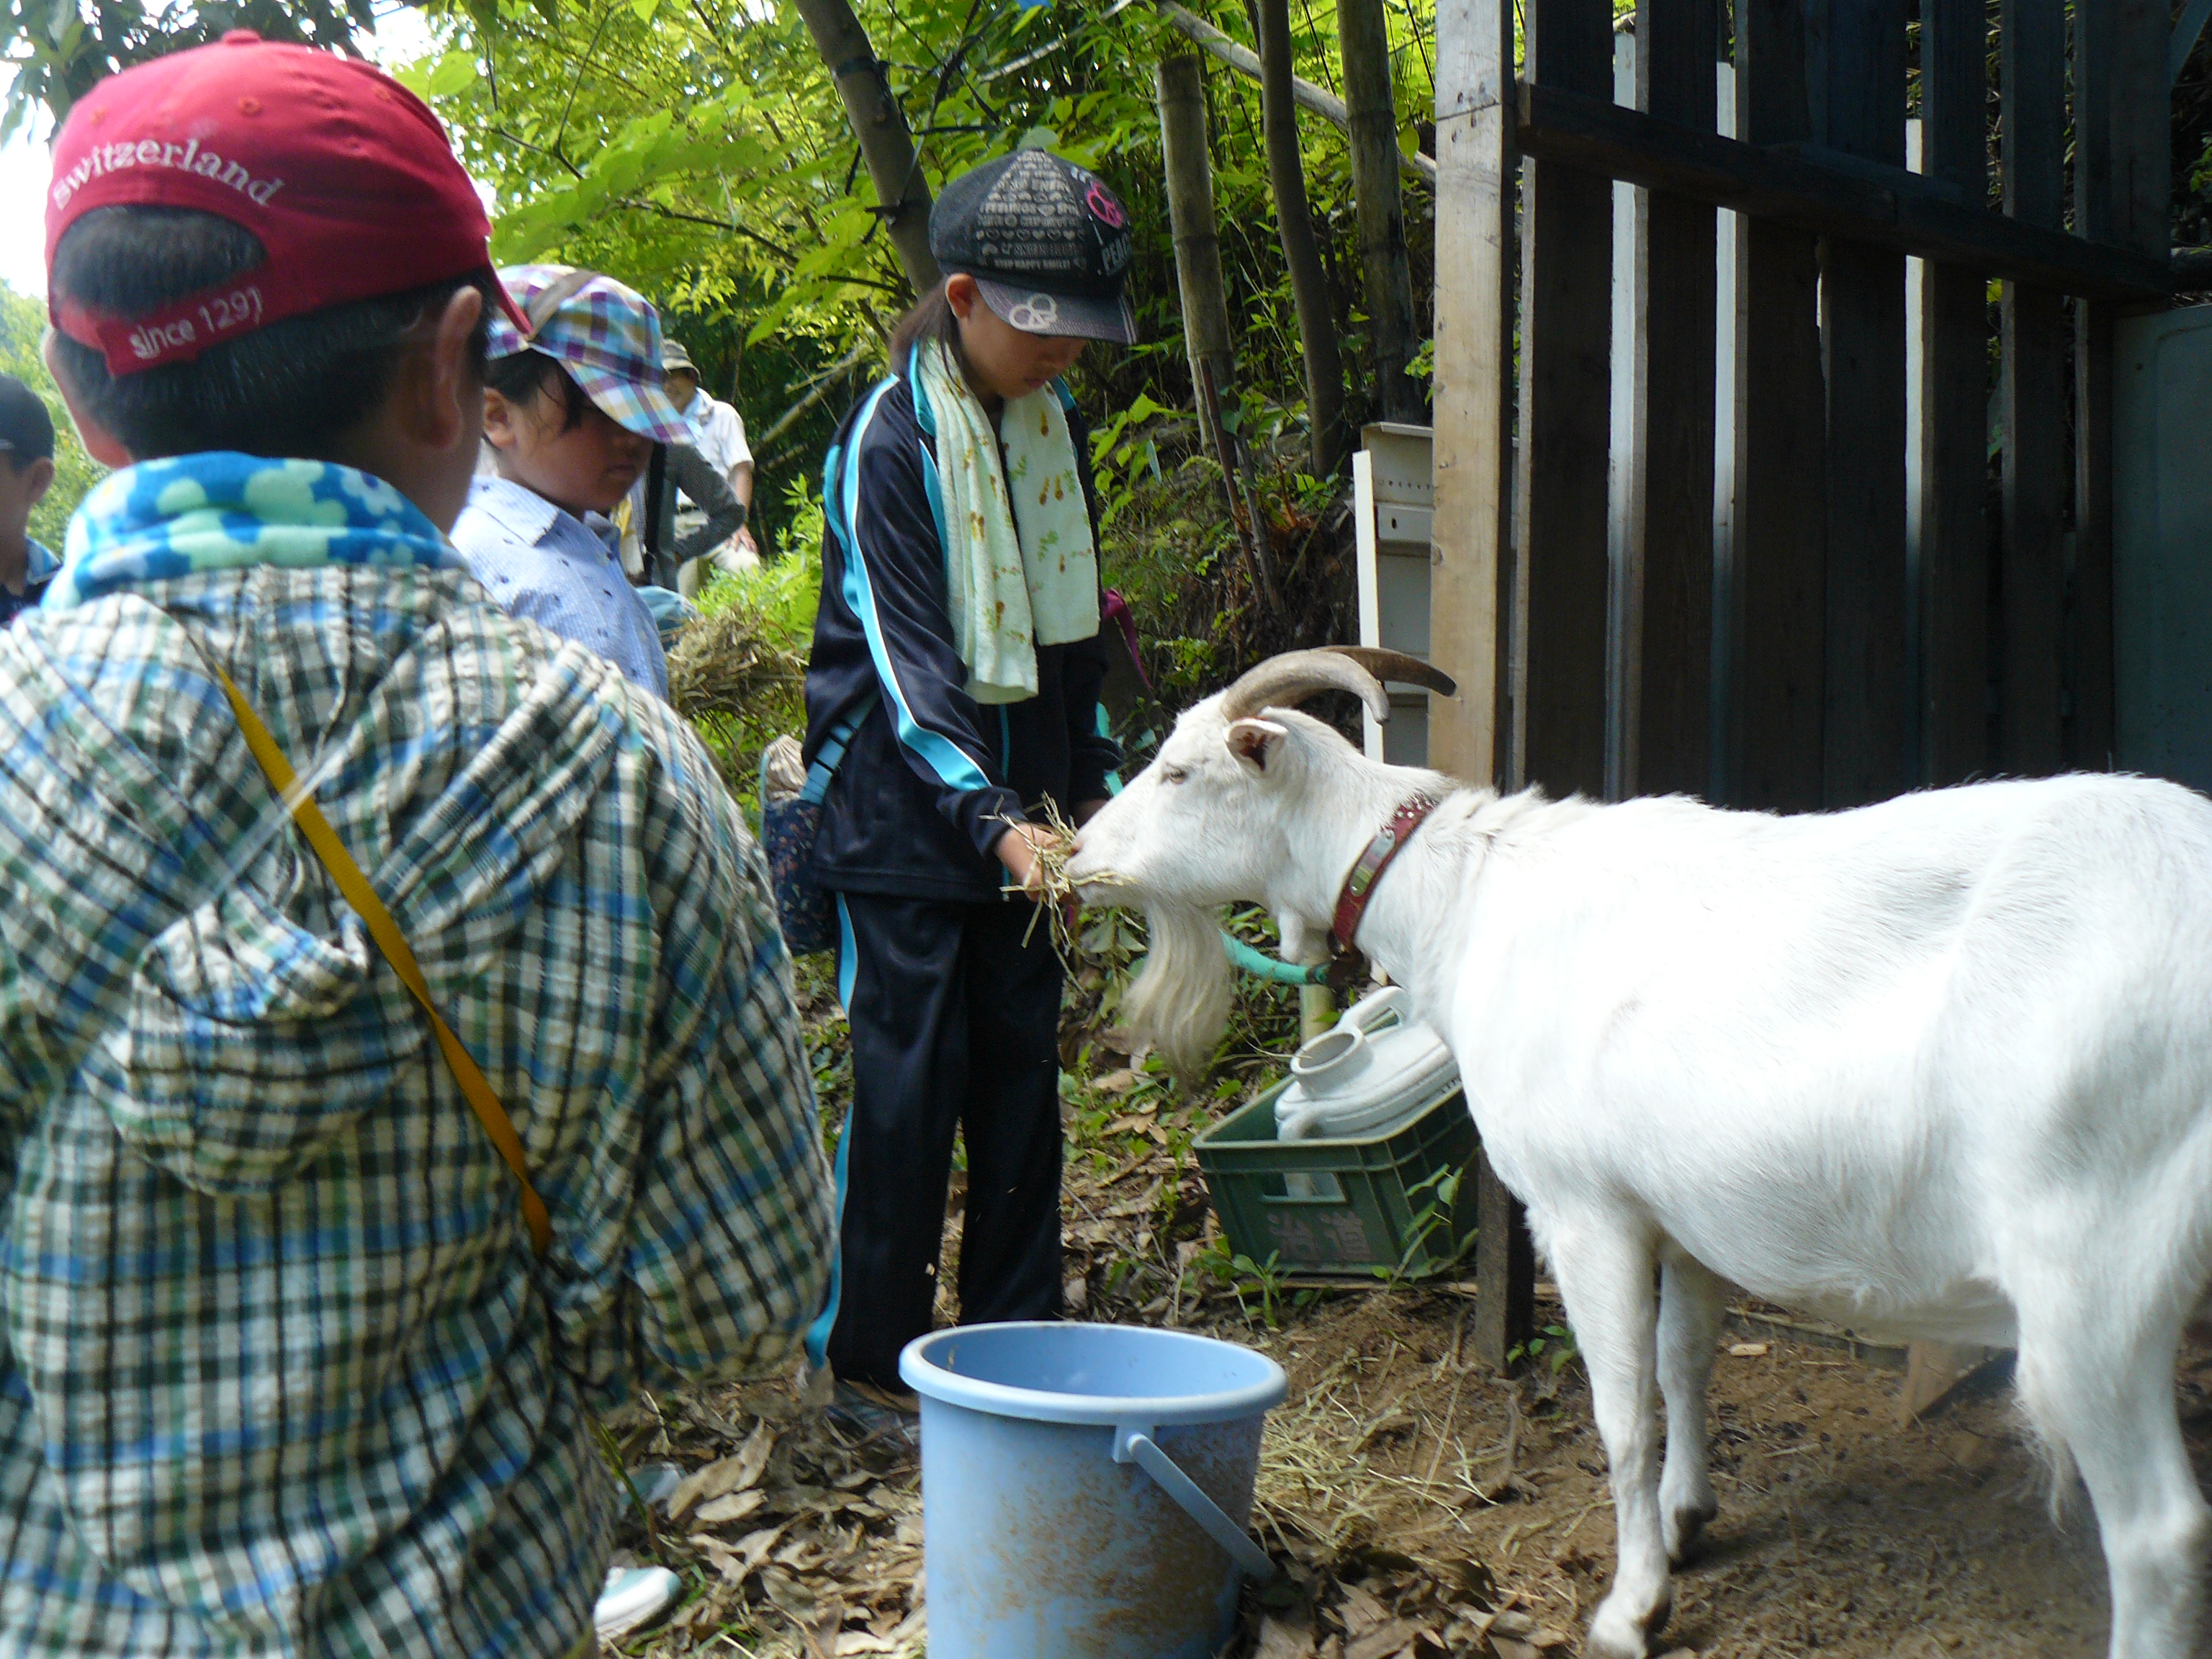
1548, 1218, 1671, 1659
1655, 1249, 1726, 1564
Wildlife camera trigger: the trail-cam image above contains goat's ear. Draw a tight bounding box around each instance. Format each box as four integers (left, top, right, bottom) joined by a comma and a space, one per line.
1226, 717, 1290, 775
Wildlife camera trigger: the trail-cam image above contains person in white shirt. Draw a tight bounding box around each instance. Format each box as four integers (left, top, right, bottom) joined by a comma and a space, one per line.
660, 338, 757, 589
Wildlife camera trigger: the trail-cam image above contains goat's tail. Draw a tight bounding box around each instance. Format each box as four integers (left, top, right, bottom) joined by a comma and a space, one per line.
1121, 901, 1234, 1084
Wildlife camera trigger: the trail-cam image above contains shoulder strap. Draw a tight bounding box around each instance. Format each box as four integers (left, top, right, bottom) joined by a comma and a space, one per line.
801, 692, 878, 805
523, 268, 598, 340
212, 667, 554, 1258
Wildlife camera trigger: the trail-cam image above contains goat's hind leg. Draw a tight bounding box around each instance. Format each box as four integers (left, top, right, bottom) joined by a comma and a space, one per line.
2015, 1289, 2208, 1659
1656, 1250, 1727, 1565
1550, 1220, 1672, 1659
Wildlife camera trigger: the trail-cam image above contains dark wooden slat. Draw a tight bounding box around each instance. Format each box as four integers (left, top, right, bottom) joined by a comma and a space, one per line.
2072, 304, 2116, 770
1513, 82, 2172, 300
1514, 0, 1614, 801
1817, 2, 1907, 808
2068, 1, 2167, 772
1625, 0, 1717, 796
1997, 0, 2066, 777
1728, 0, 1826, 811
1916, 0, 1991, 784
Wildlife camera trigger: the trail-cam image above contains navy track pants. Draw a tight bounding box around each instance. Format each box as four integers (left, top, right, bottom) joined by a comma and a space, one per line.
815, 890, 1065, 1389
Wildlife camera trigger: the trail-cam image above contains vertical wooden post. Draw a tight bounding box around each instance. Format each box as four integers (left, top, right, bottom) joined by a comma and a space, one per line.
1339, 0, 1426, 423
1729, 0, 1827, 812
1816, 3, 1909, 808
1916, 0, 1992, 785
1434, 0, 1532, 1372
1515, 0, 1615, 803
1429, 0, 1514, 791
1156, 55, 1239, 467
1997, 0, 2067, 777
1625, 0, 1718, 798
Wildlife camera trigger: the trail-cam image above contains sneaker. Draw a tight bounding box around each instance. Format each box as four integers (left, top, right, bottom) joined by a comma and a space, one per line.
825, 1377, 921, 1447
594, 1565, 682, 1640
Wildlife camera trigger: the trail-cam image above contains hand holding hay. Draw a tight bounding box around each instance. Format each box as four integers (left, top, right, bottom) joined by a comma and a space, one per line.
994, 797, 1128, 961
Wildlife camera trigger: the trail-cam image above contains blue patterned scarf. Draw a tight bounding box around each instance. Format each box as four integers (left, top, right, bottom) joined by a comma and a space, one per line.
45, 451, 464, 613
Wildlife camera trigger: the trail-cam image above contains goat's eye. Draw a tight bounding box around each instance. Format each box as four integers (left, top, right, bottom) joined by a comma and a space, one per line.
1160, 764, 1188, 785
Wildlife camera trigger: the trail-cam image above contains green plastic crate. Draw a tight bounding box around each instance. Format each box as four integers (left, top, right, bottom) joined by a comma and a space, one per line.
1191, 1072, 1478, 1280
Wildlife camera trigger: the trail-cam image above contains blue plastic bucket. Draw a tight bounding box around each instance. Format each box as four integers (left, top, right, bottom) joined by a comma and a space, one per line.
899, 1322, 1288, 1659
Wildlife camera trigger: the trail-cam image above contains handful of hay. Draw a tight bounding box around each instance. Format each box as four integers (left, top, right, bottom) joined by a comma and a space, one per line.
995, 798, 1129, 962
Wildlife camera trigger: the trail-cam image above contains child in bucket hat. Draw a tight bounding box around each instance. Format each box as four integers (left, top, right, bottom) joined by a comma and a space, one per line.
449, 261, 694, 696
22, 35, 831, 1659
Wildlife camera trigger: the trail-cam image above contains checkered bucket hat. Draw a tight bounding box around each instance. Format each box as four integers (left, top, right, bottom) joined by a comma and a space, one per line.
488, 264, 691, 444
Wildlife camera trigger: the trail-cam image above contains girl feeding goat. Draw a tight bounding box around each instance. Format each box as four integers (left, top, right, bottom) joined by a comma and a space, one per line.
796, 152, 1129, 1429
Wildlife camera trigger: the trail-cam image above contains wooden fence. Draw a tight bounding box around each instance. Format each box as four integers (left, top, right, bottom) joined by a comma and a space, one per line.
1426, 0, 2172, 1364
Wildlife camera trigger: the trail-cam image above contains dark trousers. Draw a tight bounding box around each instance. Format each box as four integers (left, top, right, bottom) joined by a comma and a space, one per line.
814, 891, 1064, 1389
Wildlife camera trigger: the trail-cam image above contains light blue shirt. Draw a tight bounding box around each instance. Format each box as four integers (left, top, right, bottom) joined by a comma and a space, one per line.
450, 475, 669, 697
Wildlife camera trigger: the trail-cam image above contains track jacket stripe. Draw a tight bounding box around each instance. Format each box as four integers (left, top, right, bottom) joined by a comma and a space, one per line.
835, 380, 992, 796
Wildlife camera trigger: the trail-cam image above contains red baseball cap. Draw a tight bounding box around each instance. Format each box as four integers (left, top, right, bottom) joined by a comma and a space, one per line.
46, 31, 527, 376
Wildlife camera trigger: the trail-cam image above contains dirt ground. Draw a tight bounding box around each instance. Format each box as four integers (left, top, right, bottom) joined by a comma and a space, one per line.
606, 969, 2212, 1656
611, 1228, 2212, 1658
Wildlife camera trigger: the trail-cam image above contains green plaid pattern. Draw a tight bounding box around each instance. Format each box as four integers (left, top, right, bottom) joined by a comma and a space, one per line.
0, 565, 832, 1656
489, 266, 691, 444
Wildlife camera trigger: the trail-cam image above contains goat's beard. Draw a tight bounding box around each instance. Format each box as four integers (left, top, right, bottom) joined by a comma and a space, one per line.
1120, 901, 1234, 1084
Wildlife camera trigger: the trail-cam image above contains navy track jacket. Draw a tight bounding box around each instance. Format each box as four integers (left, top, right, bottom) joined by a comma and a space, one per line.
802, 358, 1121, 904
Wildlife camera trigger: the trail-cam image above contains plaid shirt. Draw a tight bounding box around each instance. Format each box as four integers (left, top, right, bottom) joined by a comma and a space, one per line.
0, 565, 832, 1656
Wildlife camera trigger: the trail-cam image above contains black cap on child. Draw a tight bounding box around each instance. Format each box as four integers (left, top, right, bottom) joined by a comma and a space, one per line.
0, 377, 53, 465
929, 150, 1137, 346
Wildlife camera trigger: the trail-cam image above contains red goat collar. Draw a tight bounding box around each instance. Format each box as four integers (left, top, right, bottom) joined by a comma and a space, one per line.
1325, 792, 1443, 988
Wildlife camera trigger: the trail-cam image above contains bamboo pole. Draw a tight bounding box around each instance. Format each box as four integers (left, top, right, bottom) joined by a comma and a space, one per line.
1254, 0, 1349, 477
1336, 0, 1424, 421
1156, 55, 1238, 465
1154, 1, 1438, 185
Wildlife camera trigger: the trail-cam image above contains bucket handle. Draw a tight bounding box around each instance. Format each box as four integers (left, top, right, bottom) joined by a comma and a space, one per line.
1113, 1425, 1276, 1581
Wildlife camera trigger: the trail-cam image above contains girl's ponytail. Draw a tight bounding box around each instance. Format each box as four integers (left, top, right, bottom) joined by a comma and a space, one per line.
887, 280, 960, 369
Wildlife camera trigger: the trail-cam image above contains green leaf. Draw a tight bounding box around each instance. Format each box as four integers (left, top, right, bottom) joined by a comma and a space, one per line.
426, 50, 479, 96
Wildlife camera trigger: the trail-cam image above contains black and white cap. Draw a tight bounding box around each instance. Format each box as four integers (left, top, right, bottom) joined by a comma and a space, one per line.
930, 149, 1136, 346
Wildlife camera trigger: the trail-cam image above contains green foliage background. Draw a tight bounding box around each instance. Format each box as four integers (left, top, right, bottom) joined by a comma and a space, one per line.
0, 283, 105, 548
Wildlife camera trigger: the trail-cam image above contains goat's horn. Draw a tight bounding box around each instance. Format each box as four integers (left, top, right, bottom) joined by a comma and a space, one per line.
1219, 649, 1390, 723
1217, 647, 1458, 725
1329, 647, 1458, 701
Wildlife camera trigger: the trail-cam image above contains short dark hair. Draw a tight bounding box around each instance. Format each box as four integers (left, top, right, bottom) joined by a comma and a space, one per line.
49, 205, 494, 462
483, 349, 591, 433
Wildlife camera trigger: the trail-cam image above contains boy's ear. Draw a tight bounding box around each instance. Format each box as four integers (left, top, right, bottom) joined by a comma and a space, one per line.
392, 286, 485, 453
41, 331, 132, 469
1225, 717, 1289, 775
480, 387, 520, 453
23, 458, 53, 507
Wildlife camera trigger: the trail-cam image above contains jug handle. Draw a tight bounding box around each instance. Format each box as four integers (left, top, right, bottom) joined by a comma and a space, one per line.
1113, 1426, 1276, 1581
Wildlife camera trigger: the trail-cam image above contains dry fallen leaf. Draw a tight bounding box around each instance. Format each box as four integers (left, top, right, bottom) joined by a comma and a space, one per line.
1344, 1622, 1419, 1659
1255, 1614, 1317, 1659
666, 1418, 778, 1519
1092, 1069, 1139, 1094
1335, 1581, 1393, 1637
695, 1487, 768, 1527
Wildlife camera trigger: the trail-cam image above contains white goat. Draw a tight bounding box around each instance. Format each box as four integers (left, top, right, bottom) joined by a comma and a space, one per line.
1067, 647, 2212, 1659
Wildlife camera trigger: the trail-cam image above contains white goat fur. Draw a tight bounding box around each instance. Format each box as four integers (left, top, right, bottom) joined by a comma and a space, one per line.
1066, 693, 2212, 1659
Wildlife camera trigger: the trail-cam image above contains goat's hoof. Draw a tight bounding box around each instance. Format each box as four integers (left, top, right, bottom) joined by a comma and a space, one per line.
1587, 1584, 1671, 1659
1663, 1498, 1718, 1566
